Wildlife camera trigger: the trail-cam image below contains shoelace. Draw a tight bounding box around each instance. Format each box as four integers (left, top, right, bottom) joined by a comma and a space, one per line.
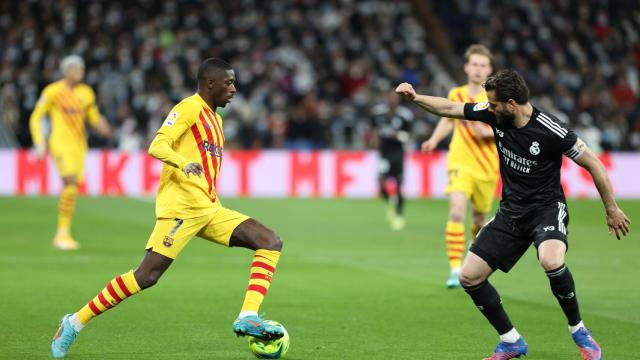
59, 325, 77, 349
574, 330, 595, 347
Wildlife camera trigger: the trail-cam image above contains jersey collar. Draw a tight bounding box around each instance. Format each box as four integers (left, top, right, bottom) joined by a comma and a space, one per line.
194, 92, 215, 114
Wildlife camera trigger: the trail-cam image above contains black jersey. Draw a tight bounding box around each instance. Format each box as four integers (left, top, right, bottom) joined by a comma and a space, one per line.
371, 103, 413, 155
463, 102, 586, 219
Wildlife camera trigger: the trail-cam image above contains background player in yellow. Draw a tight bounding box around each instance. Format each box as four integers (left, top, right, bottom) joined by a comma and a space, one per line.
29, 55, 111, 250
421, 45, 499, 288
50, 58, 285, 358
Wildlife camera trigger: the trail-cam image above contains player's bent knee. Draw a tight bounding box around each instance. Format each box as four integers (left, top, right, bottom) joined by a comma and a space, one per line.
459, 270, 485, 287
449, 212, 464, 223
62, 176, 78, 187
264, 233, 283, 251
539, 256, 564, 271
134, 270, 163, 289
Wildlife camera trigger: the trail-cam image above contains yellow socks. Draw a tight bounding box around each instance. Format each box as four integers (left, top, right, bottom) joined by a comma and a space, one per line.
446, 221, 465, 270
57, 184, 78, 234
239, 249, 280, 315
76, 270, 141, 325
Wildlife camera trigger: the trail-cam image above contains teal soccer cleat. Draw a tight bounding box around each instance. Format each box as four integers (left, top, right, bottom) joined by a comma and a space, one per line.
233, 315, 284, 341
446, 269, 461, 288
51, 314, 78, 358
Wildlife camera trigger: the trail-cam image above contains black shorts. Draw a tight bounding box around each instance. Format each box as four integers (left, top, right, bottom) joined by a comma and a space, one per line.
469, 202, 569, 272
378, 151, 404, 182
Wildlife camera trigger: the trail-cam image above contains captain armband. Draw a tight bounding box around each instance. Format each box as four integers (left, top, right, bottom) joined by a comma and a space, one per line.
564, 138, 586, 160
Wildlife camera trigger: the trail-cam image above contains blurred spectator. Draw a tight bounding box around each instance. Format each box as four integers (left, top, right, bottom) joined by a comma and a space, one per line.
0, 0, 437, 150
436, 0, 640, 150
1, 0, 638, 151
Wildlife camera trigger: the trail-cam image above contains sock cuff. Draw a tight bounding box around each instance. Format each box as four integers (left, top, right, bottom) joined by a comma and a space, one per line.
446, 221, 464, 232
122, 270, 141, 293
462, 280, 488, 292
545, 264, 567, 278
62, 184, 79, 194
255, 249, 280, 264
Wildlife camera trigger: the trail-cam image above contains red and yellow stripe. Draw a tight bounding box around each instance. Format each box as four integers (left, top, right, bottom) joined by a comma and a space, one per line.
202, 107, 225, 185
445, 221, 465, 269
77, 270, 141, 324
55, 91, 85, 139
190, 122, 216, 202
451, 89, 499, 175
241, 250, 280, 313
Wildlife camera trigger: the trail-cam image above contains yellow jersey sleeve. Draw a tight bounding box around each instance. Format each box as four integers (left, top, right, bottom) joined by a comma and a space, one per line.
82, 86, 101, 126
148, 133, 191, 170
29, 85, 56, 146
157, 102, 196, 142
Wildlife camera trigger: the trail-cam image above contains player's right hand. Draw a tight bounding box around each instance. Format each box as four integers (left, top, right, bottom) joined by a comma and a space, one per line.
395, 82, 416, 100
33, 143, 46, 159
183, 162, 204, 178
606, 206, 631, 240
421, 139, 437, 153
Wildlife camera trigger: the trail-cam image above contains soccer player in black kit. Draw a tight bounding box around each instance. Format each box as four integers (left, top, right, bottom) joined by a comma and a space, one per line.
371, 89, 414, 230
396, 70, 630, 360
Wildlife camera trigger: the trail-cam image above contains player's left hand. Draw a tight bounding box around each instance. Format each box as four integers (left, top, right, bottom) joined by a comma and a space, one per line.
95, 117, 112, 138
183, 162, 204, 178
606, 207, 631, 240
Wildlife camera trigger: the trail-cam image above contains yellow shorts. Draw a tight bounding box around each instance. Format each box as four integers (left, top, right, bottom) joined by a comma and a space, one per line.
49, 143, 86, 182
445, 168, 498, 214
145, 206, 250, 259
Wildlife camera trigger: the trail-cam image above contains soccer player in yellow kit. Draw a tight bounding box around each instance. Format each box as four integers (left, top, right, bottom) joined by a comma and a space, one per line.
421, 45, 499, 288
29, 55, 111, 250
50, 58, 285, 358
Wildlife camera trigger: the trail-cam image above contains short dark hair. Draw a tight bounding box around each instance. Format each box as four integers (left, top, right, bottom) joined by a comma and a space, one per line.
197, 58, 232, 80
483, 69, 529, 104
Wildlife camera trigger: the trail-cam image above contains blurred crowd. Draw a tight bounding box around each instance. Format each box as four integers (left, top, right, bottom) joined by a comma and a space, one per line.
1, 0, 639, 151
0, 0, 437, 151
436, 0, 640, 151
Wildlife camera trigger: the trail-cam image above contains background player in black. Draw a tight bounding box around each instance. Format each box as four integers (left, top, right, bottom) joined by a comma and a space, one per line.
396, 70, 630, 360
370, 89, 414, 230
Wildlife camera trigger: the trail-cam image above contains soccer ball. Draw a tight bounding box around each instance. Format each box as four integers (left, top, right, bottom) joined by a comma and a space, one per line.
247, 321, 290, 359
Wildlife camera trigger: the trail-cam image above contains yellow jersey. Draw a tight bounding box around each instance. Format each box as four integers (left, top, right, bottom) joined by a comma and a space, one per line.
29, 80, 101, 149
154, 93, 224, 219
447, 85, 499, 181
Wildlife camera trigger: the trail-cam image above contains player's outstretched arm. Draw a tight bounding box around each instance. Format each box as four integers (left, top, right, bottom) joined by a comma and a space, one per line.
422, 117, 455, 152
572, 142, 631, 239
395, 83, 466, 119
148, 133, 203, 178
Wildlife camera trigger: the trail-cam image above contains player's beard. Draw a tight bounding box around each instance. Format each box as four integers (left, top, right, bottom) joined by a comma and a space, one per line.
495, 111, 515, 125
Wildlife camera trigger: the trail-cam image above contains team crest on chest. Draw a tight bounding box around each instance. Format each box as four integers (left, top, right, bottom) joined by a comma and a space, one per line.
529, 141, 540, 155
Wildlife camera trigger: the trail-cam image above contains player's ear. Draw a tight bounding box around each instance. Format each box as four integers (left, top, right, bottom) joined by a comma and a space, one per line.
208, 79, 214, 90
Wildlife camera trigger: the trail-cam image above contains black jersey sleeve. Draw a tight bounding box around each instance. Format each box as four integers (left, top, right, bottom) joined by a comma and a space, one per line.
463, 102, 497, 126
560, 129, 587, 160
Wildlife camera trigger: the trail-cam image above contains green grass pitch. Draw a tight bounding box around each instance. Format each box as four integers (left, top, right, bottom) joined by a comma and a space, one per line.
1, 197, 638, 359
